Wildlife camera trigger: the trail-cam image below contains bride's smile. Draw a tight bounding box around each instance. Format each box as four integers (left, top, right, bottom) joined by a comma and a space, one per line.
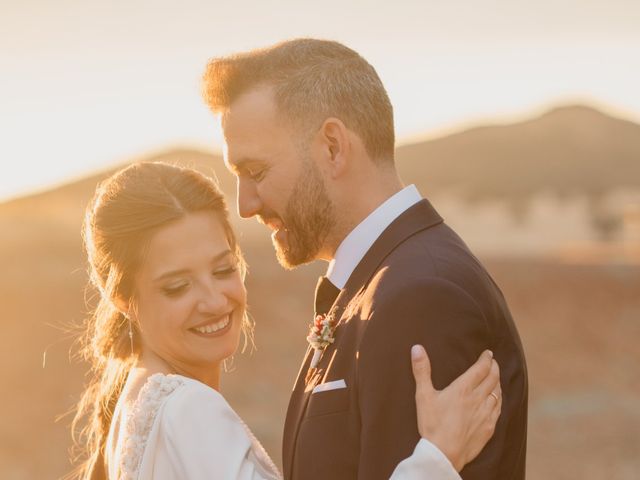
190, 313, 232, 336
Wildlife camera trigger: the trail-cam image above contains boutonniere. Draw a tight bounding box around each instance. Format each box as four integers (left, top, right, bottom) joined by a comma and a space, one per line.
306, 310, 339, 369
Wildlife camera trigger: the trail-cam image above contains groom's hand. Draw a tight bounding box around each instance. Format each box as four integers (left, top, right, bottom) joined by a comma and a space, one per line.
411, 345, 502, 472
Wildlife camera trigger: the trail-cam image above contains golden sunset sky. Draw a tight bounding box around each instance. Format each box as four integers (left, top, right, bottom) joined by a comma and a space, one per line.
2, 0, 639, 201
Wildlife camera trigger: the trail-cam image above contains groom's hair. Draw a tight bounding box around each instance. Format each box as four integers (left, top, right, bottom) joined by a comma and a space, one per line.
202, 38, 395, 165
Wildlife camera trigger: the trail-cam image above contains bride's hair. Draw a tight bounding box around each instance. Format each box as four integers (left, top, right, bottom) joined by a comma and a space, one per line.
70, 162, 250, 479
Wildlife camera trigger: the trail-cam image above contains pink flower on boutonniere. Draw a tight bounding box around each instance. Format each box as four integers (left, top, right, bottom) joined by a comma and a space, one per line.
306, 311, 338, 368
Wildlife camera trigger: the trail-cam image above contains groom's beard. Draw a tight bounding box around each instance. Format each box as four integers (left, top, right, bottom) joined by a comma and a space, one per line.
269, 160, 335, 269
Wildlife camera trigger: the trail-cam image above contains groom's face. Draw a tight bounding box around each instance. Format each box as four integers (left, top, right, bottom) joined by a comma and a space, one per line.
222, 86, 335, 268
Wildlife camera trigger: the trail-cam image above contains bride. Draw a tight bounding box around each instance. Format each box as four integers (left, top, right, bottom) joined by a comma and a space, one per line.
70, 162, 501, 480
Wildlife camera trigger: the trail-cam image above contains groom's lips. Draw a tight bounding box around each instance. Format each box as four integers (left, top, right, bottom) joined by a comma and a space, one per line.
259, 216, 287, 239
273, 228, 288, 245
258, 215, 283, 230
256, 214, 290, 247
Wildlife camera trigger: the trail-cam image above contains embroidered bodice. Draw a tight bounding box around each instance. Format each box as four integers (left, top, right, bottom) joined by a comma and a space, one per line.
107, 373, 281, 480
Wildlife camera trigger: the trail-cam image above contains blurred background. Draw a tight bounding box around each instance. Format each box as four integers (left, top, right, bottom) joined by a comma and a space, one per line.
1, 1, 639, 478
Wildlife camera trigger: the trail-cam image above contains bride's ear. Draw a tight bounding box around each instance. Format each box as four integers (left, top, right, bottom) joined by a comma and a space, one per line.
113, 296, 132, 318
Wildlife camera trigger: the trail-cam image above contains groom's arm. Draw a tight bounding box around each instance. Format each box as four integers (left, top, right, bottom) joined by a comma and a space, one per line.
356, 276, 508, 480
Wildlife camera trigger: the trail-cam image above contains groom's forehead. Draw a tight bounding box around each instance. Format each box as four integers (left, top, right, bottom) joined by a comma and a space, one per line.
222, 85, 280, 126
221, 118, 271, 168
222, 128, 299, 172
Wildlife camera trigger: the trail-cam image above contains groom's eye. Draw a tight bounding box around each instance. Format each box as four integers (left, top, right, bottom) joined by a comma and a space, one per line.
247, 167, 266, 182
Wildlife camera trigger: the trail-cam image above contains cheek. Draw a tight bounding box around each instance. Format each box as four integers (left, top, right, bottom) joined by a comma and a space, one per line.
137, 294, 194, 336
258, 176, 291, 211
230, 277, 247, 308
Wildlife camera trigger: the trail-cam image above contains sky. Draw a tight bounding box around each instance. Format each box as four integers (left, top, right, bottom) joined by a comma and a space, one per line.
2, 0, 640, 202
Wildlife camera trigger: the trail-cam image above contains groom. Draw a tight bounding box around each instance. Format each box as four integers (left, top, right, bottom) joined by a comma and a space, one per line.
203, 39, 528, 479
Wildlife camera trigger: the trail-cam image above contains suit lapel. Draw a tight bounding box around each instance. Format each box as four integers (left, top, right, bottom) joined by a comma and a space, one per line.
342, 199, 443, 294
282, 288, 350, 478
282, 346, 313, 478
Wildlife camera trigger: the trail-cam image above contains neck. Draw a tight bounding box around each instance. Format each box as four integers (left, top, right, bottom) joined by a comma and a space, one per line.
137, 347, 221, 390
321, 168, 404, 260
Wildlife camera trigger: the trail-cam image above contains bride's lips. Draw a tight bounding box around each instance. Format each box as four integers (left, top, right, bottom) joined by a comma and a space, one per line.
189, 313, 233, 338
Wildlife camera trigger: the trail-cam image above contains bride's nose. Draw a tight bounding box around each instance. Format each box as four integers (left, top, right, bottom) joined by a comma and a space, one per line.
196, 282, 228, 314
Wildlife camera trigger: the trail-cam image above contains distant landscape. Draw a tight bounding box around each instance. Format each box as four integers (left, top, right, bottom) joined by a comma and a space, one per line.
0, 104, 638, 479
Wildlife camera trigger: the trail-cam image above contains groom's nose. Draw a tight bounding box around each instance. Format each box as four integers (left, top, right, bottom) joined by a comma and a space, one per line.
237, 177, 262, 218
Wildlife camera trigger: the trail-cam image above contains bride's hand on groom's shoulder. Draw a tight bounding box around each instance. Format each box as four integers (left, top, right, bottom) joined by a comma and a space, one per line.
410, 345, 502, 472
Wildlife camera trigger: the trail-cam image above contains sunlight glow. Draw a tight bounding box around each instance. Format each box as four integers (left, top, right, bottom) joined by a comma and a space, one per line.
2, 0, 639, 201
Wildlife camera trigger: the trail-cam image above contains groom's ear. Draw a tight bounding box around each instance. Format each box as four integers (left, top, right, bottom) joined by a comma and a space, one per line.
318, 117, 350, 179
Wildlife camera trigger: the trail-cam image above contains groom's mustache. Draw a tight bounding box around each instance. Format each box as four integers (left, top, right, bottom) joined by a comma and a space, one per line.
257, 211, 285, 231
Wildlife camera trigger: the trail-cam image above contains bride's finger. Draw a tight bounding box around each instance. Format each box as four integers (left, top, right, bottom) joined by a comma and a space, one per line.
485, 382, 502, 416
451, 350, 493, 392
473, 358, 500, 399
476, 384, 502, 435
492, 390, 502, 423
485, 387, 502, 436
411, 344, 435, 397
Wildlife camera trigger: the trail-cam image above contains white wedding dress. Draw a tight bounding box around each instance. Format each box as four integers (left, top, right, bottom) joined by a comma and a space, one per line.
106, 374, 461, 480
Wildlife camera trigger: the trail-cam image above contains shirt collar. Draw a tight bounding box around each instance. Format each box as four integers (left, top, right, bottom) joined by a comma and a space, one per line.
326, 185, 422, 289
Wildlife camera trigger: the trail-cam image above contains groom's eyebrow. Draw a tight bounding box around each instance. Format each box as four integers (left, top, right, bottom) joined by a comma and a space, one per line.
228, 158, 265, 176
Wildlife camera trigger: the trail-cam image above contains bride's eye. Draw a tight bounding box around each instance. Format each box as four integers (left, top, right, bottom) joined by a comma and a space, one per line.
162, 282, 189, 297
212, 265, 237, 278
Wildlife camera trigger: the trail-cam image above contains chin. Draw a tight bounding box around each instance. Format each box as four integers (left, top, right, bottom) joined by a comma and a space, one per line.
191, 321, 243, 367
275, 248, 315, 270
273, 239, 314, 270
196, 343, 239, 371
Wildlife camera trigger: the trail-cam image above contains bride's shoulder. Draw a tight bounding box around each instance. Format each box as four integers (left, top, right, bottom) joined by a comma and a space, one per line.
119, 374, 236, 468
129, 373, 237, 431
115, 374, 188, 478
132, 373, 230, 418
135, 373, 188, 409
161, 375, 231, 411
124, 370, 227, 410
146, 375, 254, 455
120, 373, 279, 480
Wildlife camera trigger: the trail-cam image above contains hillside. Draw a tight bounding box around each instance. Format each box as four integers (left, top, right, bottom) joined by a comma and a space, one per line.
396, 105, 640, 201
3, 104, 639, 219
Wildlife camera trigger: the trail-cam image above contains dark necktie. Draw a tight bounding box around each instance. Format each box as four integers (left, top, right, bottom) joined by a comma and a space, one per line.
314, 276, 340, 316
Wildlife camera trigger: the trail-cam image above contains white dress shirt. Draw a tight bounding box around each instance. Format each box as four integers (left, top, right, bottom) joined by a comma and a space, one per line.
327, 184, 422, 289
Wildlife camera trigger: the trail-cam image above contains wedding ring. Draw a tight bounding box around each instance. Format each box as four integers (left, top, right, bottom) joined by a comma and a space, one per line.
490, 391, 500, 402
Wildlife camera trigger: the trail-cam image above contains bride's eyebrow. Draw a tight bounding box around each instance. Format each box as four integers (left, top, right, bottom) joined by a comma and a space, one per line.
153, 249, 233, 282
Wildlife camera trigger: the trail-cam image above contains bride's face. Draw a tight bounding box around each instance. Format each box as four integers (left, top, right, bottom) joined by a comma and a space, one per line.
131, 211, 246, 377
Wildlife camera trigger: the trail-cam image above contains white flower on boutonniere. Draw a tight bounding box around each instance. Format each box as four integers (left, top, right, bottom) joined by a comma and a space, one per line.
306, 311, 339, 368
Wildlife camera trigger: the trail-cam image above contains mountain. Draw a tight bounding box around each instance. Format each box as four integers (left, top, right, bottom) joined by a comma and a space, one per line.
3, 104, 638, 219
396, 105, 640, 201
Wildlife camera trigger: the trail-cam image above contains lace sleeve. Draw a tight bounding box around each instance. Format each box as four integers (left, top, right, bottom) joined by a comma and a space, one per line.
119, 374, 185, 480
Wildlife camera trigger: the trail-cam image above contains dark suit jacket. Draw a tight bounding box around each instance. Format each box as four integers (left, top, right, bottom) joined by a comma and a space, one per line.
282, 199, 528, 480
